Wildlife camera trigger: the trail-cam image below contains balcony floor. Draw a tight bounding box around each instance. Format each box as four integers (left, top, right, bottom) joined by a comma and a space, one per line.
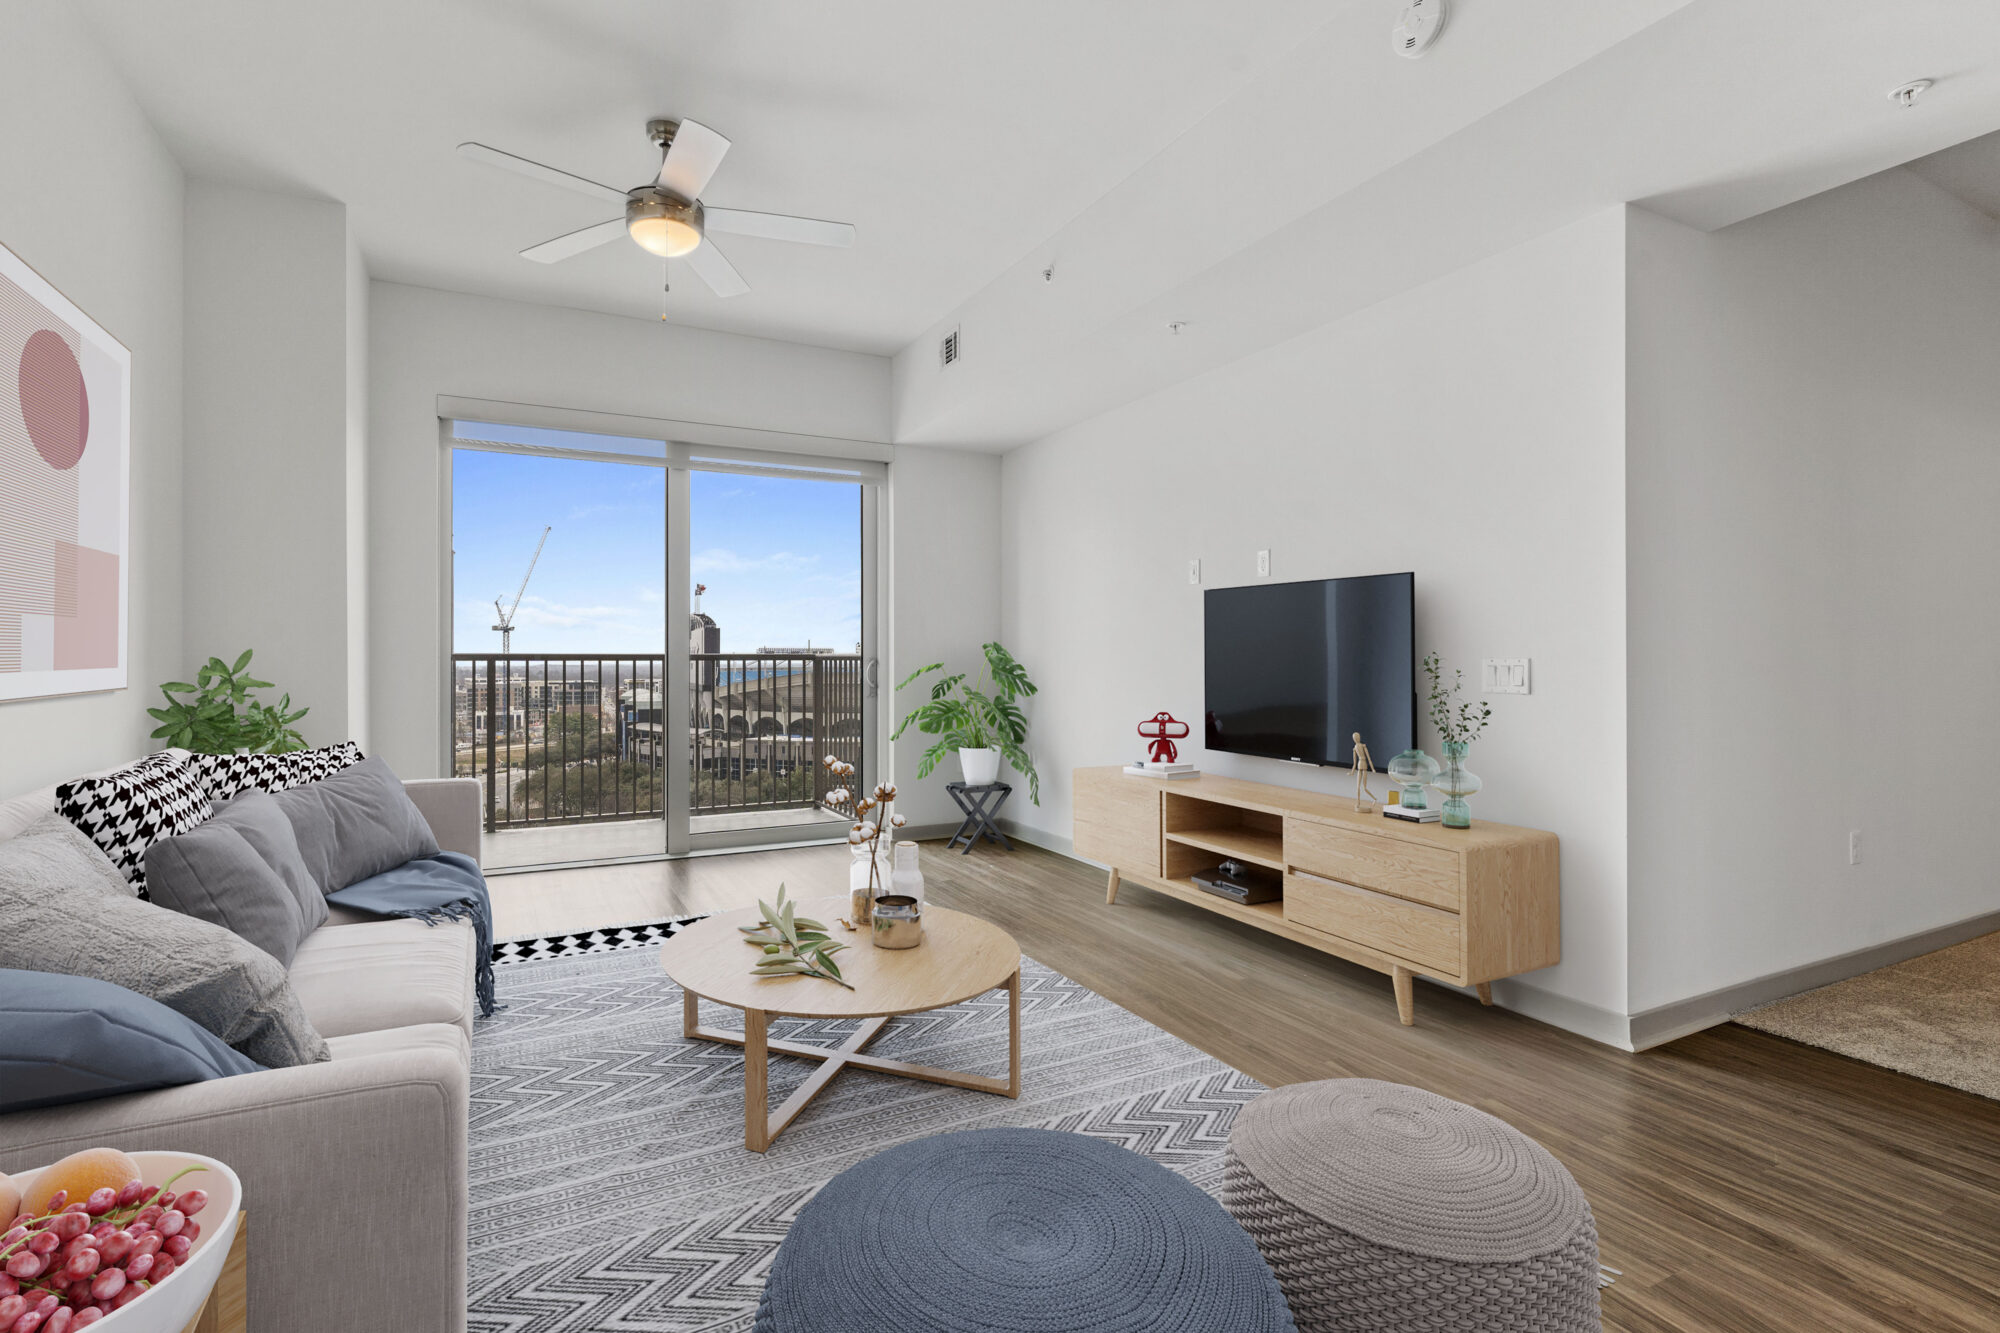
483, 806, 848, 871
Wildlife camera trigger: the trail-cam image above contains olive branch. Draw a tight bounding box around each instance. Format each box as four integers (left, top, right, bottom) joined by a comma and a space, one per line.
738, 884, 854, 989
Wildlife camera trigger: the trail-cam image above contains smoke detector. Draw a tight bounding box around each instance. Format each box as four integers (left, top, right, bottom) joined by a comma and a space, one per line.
1392, 0, 1448, 59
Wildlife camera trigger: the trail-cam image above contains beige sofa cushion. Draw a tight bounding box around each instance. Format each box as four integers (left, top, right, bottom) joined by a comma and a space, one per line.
289, 917, 477, 1040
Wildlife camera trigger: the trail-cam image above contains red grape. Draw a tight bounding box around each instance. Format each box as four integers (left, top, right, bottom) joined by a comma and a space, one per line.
130, 1207, 159, 1229
11, 1308, 45, 1333
150, 1255, 176, 1282
38, 1193, 65, 1215
24, 1235, 56, 1257
175, 1190, 207, 1218
132, 1234, 161, 1260
111, 1184, 144, 1211
153, 1193, 175, 1213
162, 1235, 191, 1260
0, 1229, 23, 1249
80, 1193, 112, 1220
93, 1234, 130, 1267
86, 1268, 123, 1304
3, 1255, 43, 1282
60, 1250, 97, 1281
0, 1275, 15, 1297
155, 1211, 185, 1239
42, 1309, 70, 1333
45, 1216, 84, 1243
109, 1287, 140, 1311
69, 1313, 100, 1328
0, 1296, 22, 1323
180, 1220, 200, 1243
125, 1253, 154, 1281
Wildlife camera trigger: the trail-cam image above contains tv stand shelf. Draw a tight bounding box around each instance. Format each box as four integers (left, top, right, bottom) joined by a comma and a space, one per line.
1074, 767, 1559, 1026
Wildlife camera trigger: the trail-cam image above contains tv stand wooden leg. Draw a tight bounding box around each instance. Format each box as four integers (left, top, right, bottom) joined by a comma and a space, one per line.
1393, 966, 1415, 1026
1476, 982, 1494, 1006
1106, 868, 1121, 905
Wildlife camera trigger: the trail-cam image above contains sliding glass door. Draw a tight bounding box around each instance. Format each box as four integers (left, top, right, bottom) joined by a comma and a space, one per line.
445, 419, 879, 870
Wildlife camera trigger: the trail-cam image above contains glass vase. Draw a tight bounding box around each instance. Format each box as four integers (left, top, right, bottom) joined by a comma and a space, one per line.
1386, 748, 1440, 810
1428, 741, 1482, 829
849, 843, 890, 926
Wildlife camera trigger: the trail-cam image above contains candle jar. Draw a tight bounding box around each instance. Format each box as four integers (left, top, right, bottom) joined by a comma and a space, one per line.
870, 894, 924, 949
849, 842, 889, 927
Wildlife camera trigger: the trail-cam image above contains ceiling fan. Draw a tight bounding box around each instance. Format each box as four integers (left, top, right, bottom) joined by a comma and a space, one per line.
457, 119, 854, 298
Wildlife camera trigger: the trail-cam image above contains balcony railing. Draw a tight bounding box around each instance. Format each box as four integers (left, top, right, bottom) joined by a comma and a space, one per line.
451, 652, 864, 831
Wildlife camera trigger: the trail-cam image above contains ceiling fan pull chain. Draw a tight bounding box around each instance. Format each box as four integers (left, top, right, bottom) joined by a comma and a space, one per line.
661, 256, 671, 319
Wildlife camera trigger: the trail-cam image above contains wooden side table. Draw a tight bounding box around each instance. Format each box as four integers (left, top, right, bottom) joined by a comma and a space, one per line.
661, 897, 1022, 1151
178, 1213, 248, 1333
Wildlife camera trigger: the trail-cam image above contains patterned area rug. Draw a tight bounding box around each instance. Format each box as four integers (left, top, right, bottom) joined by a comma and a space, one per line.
466, 943, 1264, 1332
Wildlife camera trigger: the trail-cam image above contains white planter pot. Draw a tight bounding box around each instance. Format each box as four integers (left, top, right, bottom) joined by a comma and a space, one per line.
958, 747, 1002, 786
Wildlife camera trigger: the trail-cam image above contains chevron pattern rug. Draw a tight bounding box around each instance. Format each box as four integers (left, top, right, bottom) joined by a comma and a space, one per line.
466, 944, 1265, 1332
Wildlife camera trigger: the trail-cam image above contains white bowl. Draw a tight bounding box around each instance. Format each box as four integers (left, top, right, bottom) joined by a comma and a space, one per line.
7, 1151, 242, 1332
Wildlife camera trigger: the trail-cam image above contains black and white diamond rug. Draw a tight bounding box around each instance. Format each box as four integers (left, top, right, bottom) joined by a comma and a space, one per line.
492, 916, 706, 966
467, 943, 1264, 1332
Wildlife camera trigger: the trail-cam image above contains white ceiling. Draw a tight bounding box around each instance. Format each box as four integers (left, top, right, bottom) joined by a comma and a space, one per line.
74, 0, 1334, 354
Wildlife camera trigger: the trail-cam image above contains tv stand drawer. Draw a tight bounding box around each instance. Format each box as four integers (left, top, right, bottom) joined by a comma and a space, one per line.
1287, 819, 1461, 910
1284, 870, 1461, 974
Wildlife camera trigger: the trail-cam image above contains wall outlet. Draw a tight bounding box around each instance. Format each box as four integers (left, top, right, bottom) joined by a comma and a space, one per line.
1482, 658, 1531, 694
1187, 558, 1201, 585
1256, 549, 1271, 578
1848, 830, 1862, 865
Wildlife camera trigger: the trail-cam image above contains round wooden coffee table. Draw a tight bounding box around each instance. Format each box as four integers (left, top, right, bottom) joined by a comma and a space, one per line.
660, 896, 1022, 1152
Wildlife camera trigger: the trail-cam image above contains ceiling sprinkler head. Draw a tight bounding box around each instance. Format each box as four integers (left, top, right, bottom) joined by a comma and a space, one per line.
1889, 79, 1934, 109
1166, 321, 1190, 335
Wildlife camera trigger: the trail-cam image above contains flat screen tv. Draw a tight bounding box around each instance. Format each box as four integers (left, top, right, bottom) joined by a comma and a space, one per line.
1204, 572, 1416, 769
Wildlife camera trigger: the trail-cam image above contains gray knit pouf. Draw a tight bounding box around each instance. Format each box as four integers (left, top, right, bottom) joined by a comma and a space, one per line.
1222, 1079, 1600, 1332
756, 1127, 1295, 1332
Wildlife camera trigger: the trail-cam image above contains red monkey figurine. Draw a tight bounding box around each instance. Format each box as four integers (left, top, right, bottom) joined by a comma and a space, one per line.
1137, 711, 1190, 764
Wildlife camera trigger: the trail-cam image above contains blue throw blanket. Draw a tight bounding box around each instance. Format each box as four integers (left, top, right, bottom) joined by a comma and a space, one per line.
326, 851, 496, 1017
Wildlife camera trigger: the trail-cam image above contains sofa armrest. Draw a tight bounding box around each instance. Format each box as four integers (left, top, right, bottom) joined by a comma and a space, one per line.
0, 1025, 469, 1333
404, 777, 482, 865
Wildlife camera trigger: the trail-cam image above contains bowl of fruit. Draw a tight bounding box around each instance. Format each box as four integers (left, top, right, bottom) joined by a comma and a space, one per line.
1, 1148, 241, 1332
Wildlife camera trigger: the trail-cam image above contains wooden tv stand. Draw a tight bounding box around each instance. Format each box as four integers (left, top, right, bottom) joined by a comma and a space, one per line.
1073, 767, 1559, 1025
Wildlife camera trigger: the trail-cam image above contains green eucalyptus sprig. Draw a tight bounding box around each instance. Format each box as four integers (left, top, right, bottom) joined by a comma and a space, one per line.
1422, 651, 1492, 747
739, 885, 854, 989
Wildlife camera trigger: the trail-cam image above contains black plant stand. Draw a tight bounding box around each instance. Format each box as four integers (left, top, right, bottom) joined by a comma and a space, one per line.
945, 781, 1014, 855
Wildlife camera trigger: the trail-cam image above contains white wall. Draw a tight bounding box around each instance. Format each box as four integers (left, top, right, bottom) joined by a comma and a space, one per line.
1625, 173, 2000, 1017
366, 282, 893, 778
183, 184, 361, 747
0, 6, 185, 794
887, 447, 1002, 830
999, 210, 1632, 1028
345, 238, 371, 753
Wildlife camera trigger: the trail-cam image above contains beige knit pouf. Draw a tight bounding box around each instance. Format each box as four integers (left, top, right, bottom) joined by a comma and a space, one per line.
1222, 1079, 1600, 1332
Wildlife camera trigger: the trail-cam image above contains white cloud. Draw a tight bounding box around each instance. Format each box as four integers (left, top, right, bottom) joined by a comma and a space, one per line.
691, 548, 821, 576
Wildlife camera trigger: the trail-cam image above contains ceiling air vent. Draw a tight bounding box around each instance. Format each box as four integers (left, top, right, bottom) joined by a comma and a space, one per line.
939, 328, 960, 368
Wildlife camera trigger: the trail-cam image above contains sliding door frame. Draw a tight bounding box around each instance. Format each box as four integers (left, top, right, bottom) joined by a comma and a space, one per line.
438, 402, 887, 864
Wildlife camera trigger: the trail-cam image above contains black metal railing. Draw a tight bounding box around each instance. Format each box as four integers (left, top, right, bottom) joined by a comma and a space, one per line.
450, 652, 863, 831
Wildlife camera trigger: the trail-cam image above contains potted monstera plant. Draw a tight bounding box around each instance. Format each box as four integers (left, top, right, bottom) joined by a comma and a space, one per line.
891, 642, 1039, 801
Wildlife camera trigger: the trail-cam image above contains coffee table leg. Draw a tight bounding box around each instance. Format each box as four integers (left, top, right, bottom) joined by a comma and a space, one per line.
1007, 968, 1022, 1098
744, 1007, 770, 1152
682, 987, 699, 1039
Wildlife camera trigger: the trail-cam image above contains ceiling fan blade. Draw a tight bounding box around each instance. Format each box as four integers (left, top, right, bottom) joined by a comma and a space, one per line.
685, 238, 749, 297
703, 208, 855, 248
458, 142, 628, 205
520, 218, 628, 263
657, 119, 731, 199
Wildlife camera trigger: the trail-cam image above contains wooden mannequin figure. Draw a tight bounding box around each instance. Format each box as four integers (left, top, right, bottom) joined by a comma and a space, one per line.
1351, 732, 1384, 812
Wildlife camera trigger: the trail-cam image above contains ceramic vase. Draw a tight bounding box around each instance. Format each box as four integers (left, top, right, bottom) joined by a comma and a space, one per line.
1428, 740, 1482, 829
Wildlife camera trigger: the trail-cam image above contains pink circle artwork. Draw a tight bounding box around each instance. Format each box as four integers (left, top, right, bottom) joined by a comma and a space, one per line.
20, 328, 90, 470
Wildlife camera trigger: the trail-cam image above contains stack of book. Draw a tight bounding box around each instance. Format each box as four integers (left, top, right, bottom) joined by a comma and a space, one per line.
1383, 802, 1441, 823
1123, 760, 1200, 780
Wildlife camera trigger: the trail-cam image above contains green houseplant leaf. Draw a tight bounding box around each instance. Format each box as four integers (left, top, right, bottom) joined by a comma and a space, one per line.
149, 650, 311, 755
890, 642, 1041, 804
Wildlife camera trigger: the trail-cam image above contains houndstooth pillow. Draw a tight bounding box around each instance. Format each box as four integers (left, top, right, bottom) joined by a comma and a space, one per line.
192, 742, 364, 803
56, 754, 215, 899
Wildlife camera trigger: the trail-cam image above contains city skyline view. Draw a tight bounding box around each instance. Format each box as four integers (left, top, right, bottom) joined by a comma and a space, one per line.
451, 437, 861, 656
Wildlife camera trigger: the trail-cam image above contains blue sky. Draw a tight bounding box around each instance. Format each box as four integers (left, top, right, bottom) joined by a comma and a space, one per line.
451, 440, 860, 655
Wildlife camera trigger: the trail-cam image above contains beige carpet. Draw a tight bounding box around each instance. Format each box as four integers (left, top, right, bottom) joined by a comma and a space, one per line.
1735, 932, 2000, 1100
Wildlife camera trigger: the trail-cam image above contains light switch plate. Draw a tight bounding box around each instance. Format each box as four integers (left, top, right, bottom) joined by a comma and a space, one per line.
1256, 549, 1271, 578
1482, 658, 1530, 694
1188, 558, 1201, 585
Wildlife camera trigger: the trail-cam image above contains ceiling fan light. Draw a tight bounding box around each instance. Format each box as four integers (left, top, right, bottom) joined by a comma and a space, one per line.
628, 213, 702, 258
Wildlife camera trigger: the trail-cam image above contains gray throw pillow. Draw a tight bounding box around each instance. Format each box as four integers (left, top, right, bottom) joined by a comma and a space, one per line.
0, 815, 330, 1068
270, 756, 439, 895
143, 790, 329, 967
0, 969, 264, 1112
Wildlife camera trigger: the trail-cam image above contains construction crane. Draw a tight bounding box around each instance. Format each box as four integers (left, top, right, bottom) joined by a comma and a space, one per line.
492, 525, 551, 653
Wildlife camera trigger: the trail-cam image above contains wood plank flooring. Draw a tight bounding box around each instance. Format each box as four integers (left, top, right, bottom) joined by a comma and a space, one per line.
492, 839, 2000, 1333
